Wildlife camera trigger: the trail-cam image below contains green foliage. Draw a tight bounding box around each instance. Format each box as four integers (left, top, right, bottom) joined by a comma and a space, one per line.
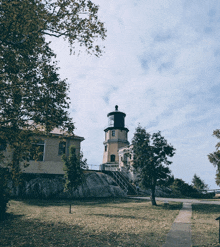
0, 168, 10, 220
208, 129, 220, 185
62, 146, 87, 192
0, 0, 106, 57
0, 0, 106, 181
132, 126, 175, 205
192, 174, 208, 190
170, 178, 199, 197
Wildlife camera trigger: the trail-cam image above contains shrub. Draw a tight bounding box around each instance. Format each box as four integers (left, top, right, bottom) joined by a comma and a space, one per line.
170, 178, 200, 198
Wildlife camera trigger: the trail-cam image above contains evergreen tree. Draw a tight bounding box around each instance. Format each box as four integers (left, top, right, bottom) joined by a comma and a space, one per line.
208, 129, 220, 185
192, 174, 208, 190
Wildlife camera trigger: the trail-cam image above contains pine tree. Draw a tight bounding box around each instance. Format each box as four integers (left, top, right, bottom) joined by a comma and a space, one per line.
192, 174, 208, 190
208, 129, 220, 185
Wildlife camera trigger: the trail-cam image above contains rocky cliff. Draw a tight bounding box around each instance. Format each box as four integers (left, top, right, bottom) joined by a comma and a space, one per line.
10, 172, 126, 199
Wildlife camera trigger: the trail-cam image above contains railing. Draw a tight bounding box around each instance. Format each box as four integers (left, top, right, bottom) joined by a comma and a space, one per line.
109, 171, 128, 192
103, 125, 129, 129
103, 171, 137, 195
87, 164, 100, 170
199, 189, 220, 195
118, 172, 137, 194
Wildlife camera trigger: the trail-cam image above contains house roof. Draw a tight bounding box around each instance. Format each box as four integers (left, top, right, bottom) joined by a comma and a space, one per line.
49, 128, 84, 141
27, 122, 84, 141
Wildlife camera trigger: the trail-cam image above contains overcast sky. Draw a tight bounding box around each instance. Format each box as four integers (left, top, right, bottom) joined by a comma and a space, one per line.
48, 0, 220, 188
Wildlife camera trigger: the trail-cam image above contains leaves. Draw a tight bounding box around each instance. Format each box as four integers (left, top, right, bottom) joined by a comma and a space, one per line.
62, 145, 87, 192
131, 126, 175, 205
0, 0, 105, 181
192, 174, 208, 190
208, 129, 220, 185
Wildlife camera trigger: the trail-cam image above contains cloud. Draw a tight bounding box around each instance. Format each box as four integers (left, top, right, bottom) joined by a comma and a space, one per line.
47, 0, 220, 188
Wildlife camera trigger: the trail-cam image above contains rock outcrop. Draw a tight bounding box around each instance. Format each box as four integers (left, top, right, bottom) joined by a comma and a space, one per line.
10, 172, 126, 199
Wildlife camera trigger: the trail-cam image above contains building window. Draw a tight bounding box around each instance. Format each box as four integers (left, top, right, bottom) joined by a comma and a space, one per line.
112, 130, 115, 136
110, 154, 115, 162
30, 140, 45, 161
0, 139, 7, 151
58, 141, 66, 155
105, 145, 107, 152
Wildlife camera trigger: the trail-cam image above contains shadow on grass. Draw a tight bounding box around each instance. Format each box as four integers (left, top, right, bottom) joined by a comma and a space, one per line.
87, 213, 141, 220
14, 198, 182, 215
0, 213, 161, 247
193, 204, 220, 215
13, 197, 145, 208
0, 212, 24, 223
157, 203, 183, 211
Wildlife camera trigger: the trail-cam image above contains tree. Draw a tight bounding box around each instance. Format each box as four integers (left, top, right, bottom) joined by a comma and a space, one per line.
170, 178, 199, 198
208, 129, 220, 185
0, 0, 106, 58
62, 145, 87, 213
0, 0, 106, 180
0, 168, 10, 221
132, 126, 175, 205
192, 174, 208, 191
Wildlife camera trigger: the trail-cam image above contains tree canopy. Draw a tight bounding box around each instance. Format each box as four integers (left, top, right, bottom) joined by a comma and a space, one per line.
191, 174, 208, 190
132, 126, 175, 205
62, 145, 87, 192
0, 0, 106, 181
208, 129, 220, 185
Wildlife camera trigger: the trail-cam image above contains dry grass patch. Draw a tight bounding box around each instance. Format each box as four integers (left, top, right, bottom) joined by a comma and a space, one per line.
0, 198, 182, 247
192, 204, 220, 247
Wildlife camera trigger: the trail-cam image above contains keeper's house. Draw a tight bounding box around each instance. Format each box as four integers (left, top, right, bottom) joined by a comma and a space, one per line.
0, 128, 84, 174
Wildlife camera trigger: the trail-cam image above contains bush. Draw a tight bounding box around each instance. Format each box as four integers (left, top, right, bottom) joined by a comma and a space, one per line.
0, 168, 10, 220
170, 178, 201, 198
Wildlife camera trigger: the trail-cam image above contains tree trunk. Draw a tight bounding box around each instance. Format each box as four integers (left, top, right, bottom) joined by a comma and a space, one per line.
150, 185, 157, 206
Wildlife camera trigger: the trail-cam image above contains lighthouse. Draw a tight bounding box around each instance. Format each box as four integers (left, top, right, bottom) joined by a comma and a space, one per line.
102, 105, 129, 171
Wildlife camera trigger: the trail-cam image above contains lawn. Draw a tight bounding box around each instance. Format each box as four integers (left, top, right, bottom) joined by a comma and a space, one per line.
0, 198, 182, 247
192, 204, 220, 247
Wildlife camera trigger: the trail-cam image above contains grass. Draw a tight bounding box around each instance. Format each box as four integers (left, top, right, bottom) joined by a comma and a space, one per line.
0, 198, 182, 247
192, 204, 220, 247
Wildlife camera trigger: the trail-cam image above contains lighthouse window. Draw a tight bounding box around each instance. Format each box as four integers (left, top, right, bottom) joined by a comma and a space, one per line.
110, 154, 115, 162
108, 115, 114, 127
105, 145, 107, 152
112, 130, 115, 136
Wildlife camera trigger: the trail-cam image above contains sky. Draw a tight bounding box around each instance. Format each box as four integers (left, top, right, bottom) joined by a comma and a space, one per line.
48, 0, 220, 189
